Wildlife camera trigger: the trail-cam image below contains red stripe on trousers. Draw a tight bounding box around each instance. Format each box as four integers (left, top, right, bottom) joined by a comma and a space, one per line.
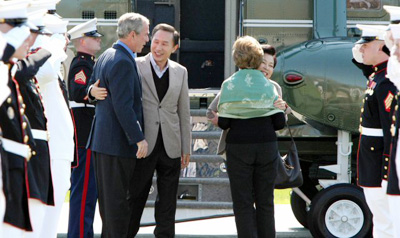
80, 149, 92, 238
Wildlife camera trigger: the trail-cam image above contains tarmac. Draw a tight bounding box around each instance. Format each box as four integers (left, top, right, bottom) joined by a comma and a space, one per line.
57, 202, 312, 238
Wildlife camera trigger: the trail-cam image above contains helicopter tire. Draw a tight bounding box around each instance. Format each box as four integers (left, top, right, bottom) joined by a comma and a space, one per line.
290, 190, 309, 228
307, 183, 372, 238
290, 163, 319, 229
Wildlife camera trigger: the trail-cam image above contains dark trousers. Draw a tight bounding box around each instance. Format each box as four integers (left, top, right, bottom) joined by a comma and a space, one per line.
68, 148, 97, 238
93, 152, 137, 238
131, 134, 181, 238
226, 142, 278, 238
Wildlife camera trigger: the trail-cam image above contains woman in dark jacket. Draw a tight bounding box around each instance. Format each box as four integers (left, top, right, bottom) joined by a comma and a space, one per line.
216, 36, 285, 238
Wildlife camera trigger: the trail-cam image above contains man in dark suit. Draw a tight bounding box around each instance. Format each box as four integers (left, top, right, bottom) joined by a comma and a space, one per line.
87, 12, 149, 238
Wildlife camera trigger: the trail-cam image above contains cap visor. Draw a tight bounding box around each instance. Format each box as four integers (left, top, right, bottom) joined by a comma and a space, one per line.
85, 32, 103, 38
356, 38, 374, 44
92, 32, 102, 37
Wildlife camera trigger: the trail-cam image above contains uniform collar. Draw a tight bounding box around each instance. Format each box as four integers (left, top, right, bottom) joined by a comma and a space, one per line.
77, 51, 95, 61
372, 60, 388, 74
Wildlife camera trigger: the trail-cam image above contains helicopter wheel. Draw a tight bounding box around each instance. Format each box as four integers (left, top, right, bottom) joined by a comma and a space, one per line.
290, 162, 318, 229
307, 184, 372, 238
290, 190, 310, 228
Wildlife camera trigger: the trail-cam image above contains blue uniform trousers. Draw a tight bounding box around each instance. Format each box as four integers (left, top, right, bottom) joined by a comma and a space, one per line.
68, 148, 97, 238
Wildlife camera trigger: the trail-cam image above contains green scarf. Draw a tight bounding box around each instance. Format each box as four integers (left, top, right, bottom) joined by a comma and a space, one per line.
218, 69, 283, 119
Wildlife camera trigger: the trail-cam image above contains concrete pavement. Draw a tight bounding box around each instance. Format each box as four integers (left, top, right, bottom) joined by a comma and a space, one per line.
57, 202, 311, 237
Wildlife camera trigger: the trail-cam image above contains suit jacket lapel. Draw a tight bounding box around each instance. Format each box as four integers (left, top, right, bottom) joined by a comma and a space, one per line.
142, 54, 159, 102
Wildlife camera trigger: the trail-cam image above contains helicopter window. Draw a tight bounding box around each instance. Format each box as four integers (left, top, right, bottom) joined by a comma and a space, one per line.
104, 11, 117, 19
346, 0, 381, 10
82, 11, 95, 19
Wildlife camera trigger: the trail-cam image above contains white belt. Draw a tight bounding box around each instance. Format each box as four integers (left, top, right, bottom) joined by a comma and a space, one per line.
69, 101, 95, 108
1, 138, 31, 160
361, 126, 384, 137
31, 129, 49, 141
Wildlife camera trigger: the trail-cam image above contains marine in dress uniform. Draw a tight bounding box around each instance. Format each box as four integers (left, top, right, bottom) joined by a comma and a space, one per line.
0, 1, 40, 237
355, 24, 397, 238
34, 7, 75, 238
67, 18, 102, 238
16, 7, 56, 238
0, 14, 32, 238
382, 6, 400, 238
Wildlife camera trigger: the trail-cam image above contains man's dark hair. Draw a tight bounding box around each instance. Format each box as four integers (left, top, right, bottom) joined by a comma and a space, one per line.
152, 23, 180, 46
261, 44, 277, 68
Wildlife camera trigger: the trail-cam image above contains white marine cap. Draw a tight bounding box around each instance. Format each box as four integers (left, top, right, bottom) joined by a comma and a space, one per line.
384, 5, 400, 23
390, 24, 400, 39
0, 0, 38, 30
28, 9, 51, 34
44, 13, 68, 34
68, 18, 103, 40
356, 24, 387, 44
28, 0, 60, 13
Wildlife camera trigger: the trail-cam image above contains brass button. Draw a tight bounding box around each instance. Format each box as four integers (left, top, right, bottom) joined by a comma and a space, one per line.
384, 175, 388, 179
20, 108, 24, 115
360, 118, 363, 123
385, 166, 388, 170
375, 67, 378, 71
22, 122, 27, 129
6, 97, 11, 104
32, 151, 36, 156
393, 116, 396, 121
22, 104, 26, 109
18, 95, 23, 103
396, 105, 399, 111
363, 99, 365, 103
386, 157, 389, 161
361, 108, 364, 113
371, 147, 375, 151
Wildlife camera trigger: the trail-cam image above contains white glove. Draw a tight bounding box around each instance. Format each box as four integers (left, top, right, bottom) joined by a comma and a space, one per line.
3, 25, 30, 50
384, 30, 394, 50
352, 44, 363, 63
36, 34, 67, 85
48, 34, 67, 76
0, 34, 7, 59
387, 55, 400, 90
31, 34, 48, 51
0, 62, 10, 105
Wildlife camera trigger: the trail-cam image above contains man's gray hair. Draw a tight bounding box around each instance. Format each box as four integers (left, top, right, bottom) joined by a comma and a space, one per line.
117, 13, 149, 39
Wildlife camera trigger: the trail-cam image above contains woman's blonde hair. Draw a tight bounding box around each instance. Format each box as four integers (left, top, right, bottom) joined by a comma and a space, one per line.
232, 36, 263, 69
